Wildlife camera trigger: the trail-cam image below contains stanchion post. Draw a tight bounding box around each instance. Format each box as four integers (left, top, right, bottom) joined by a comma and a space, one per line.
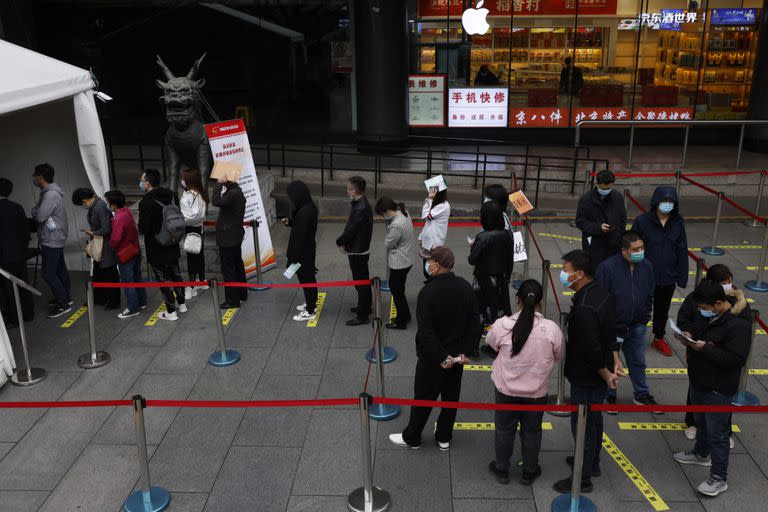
746, 222, 768, 292
124, 395, 170, 512
548, 312, 571, 418
207, 279, 241, 367
628, 124, 635, 168
582, 170, 591, 195
623, 189, 629, 212
745, 171, 766, 228
366, 277, 398, 364
702, 192, 725, 256
551, 404, 597, 512
682, 125, 690, 168
675, 171, 681, 197
9, 281, 46, 386
694, 257, 706, 287
733, 310, 761, 406
78, 280, 111, 369
368, 317, 400, 420
540, 260, 550, 319
249, 220, 269, 291
347, 393, 392, 512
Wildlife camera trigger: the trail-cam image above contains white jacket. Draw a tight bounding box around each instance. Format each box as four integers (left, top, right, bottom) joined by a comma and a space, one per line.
180, 190, 206, 227
418, 198, 450, 251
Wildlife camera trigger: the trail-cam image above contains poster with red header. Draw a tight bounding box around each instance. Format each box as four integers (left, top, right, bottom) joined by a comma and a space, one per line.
205, 119, 276, 278
418, 0, 618, 18
409, 74, 447, 127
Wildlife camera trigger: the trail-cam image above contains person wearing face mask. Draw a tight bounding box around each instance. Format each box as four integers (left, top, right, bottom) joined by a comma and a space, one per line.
596, 231, 659, 413
631, 185, 688, 357
419, 187, 450, 278
672, 279, 751, 497
374, 197, 415, 329
283, 181, 319, 322
72, 188, 120, 310
106, 189, 147, 319
677, 264, 749, 443
575, 170, 626, 269
179, 169, 208, 301
553, 250, 620, 495
336, 176, 374, 326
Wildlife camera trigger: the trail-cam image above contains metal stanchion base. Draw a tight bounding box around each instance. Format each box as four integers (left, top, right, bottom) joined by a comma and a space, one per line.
248, 281, 271, 292
745, 280, 768, 293
551, 494, 597, 512
366, 347, 398, 364
77, 351, 111, 369
381, 280, 390, 293
11, 368, 47, 386
701, 246, 725, 256
208, 349, 241, 367
369, 403, 400, 421
732, 391, 760, 406
124, 487, 171, 512
546, 395, 571, 418
744, 220, 763, 228
347, 486, 392, 512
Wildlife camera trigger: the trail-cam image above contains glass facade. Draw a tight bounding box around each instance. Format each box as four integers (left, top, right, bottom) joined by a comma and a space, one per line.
410, 0, 763, 128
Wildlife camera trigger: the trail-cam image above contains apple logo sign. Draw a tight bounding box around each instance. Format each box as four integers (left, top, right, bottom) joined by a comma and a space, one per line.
462, 0, 490, 36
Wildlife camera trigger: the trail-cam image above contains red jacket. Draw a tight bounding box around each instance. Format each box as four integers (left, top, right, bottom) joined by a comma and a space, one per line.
110, 207, 140, 255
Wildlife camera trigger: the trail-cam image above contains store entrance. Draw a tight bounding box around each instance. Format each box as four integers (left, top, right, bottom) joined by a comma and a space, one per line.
436, 43, 470, 86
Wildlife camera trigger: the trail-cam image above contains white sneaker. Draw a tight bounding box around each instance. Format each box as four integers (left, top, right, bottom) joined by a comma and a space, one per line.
388, 433, 419, 450
196, 285, 209, 291
729, 436, 735, 449
684, 426, 697, 440
437, 441, 450, 451
697, 476, 728, 497
296, 303, 307, 312
673, 450, 712, 467
158, 311, 179, 322
293, 310, 316, 322
178, 304, 188, 313
117, 308, 139, 319
184, 287, 197, 300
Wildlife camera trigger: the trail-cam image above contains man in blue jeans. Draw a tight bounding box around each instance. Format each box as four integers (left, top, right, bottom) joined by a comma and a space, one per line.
30, 163, 72, 319
596, 230, 660, 412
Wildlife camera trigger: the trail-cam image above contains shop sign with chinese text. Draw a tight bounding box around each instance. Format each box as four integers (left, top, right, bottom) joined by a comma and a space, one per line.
506, 107, 694, 127
409, 74, 446, 127
448, 88, 508, 127
418, 0, 617, 17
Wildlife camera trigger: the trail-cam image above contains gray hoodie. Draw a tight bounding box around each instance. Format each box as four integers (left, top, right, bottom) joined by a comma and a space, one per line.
31, 183, 68, 248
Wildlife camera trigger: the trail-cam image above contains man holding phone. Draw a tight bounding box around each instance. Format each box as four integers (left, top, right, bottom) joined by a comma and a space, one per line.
575, 170, 626, 269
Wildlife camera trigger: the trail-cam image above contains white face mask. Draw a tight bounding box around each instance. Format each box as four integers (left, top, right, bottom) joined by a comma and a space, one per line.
180, 179, 187, 189
722, 282, 733, 294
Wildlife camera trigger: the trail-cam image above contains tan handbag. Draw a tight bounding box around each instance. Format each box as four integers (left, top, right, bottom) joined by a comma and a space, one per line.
85, 235, 104, 262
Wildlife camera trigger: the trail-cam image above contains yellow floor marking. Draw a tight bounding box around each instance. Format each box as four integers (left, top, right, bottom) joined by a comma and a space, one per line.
453, 422, 553, 431
538, 233, 581, 242
221, 308, 238, 326
145, 303, 166, 326
307, 292, 327, 328
746, 266, 768, 270
470, 365, 768, 375
60, 306, 87, 328
716, 245, 762, 249
602, 432, 670, 511
619, 422, 741, 433
390, 296, 397, 323
464, 364, 493, 372
563, 294, 753, 303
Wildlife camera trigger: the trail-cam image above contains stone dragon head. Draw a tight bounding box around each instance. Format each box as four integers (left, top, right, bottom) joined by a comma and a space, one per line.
156, 53, 206, 129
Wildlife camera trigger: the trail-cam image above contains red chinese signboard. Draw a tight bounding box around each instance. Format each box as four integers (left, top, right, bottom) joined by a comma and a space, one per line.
418, 0, 618, 17
507, 107, 695, 127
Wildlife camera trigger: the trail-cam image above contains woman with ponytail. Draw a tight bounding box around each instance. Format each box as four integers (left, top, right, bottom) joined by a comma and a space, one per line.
485, 280, 564, 486
375, 197, 415, 329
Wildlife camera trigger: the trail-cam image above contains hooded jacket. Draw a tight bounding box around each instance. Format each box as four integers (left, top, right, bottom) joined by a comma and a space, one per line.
631, 186, 688, 287
595, 253, 655, 335
677, 286, 751, 340
575, 187, 626, 269
285, 181, 318, 270
31, 183, 68, 248
138, 187, 181, 265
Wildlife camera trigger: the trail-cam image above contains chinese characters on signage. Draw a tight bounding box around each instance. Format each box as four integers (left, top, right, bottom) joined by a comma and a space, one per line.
448, 88, 508, 127
506, 107, 694, 127
711, 8, 757, 26
638, 11, 698, 28
408, 74, 446, 127
418, 0, 617, 17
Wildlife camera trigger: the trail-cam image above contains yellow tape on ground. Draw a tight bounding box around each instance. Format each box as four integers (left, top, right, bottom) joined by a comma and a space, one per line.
464, 364, 493, 372
619, 368, 768, 376
746, 266, 768, 270
453, 422, 553, 431
144, 303, 167, 326
390, 296, 397, 323
619, 422, 741, 433
538, 233, 581, 242
307, 292, 327, 328
602, 433, 669, 511
221, 308, 238, 326
60, 306, 87, 328
718, 245, 762, 249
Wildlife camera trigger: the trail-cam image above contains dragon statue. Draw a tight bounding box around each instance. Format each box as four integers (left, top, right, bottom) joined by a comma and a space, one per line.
156, 53, 212, 193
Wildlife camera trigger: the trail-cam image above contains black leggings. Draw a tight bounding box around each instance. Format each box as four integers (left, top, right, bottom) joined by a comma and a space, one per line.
388, 266, 412, 324
185, 225, 205, 281
297, 267, 318, 314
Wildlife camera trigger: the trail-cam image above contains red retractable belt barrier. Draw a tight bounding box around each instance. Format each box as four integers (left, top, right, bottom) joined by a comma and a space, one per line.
219, 279, 371, 289
680, 174, 720, 196
145, 398, 359, 408
372, 397, 576, 412
595, 170, 765, 179
93, 281, 208, 289
0, 400, 133, 408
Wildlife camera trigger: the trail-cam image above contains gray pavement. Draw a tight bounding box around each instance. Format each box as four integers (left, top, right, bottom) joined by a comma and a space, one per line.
2, 217, 768, 511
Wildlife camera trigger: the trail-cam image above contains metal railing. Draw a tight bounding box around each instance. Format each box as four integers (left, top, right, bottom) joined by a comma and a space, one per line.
574, 119, 768, 169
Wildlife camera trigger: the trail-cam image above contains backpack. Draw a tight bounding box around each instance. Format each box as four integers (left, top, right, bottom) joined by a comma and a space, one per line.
154, 199, 185, 246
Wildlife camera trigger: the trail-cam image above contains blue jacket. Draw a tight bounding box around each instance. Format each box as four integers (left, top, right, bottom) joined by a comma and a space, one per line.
630, 186, 689, 287
596, 253, 655, 335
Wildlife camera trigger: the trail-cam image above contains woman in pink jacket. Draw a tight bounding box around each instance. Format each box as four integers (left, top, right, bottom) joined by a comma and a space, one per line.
485, 279, 564, 486
106, 190, 147, 319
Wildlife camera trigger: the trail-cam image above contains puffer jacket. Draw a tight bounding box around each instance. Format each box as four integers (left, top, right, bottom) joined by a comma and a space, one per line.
468, 229, 514, 279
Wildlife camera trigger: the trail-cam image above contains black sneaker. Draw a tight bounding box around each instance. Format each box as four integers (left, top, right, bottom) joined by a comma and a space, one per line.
553, 476, 593, 494
49, 299, 74, 307
488, 461, 510, 484
520, 465, 542, 486
46, 304, 72, 319
566, 456, 601, 477
605, 395, 618, 416
633, 395, 663, 415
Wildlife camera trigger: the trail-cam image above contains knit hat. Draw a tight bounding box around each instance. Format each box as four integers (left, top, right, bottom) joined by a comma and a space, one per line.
428, 246, 455, 270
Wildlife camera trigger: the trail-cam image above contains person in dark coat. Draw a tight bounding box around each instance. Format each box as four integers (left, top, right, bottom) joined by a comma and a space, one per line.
475, 64, 501, 86
632, 185, 688, 357
672, 279, 751, 498
138, 168, 185, 321
211, 176, 248, 309
336, 176, 374, 326
283, 181, 319, 322
72, 188, 120, 310
575, 170, 626, 270
0, 178, 34, 326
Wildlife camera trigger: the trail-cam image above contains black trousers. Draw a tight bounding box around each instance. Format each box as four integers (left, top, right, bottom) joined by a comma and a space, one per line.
185, 226, 206, 281
219, 246, 247, 305
494, 390, 547, 473
388, 266, 411, 324
653, 284, 677, 338
475, 274, 511, 326
93, 264, 120, 307
348, 254, 371, 318
685, 386, 733, 435
297, 266, 318, 314
402, 359, 464, 446
0, 260, 34, 323
151, 263, 184, 314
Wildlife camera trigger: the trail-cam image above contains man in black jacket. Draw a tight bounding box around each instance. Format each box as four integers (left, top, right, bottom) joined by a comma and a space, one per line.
389, 247, 479, 450
575, 170, 626, 270
212, 176, 248, 309
0, 178, 34, 326
336, 176, 373, 326
138, 169, 186, 321
673, 279, 751, 498
554, 250, 620, 495
282, 181, 318, 322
